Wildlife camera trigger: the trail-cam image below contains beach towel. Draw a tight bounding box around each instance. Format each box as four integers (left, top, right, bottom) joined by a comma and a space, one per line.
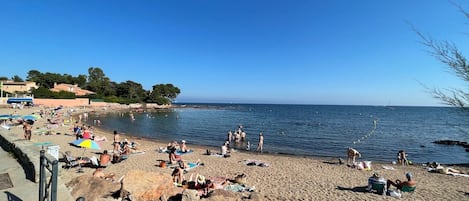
186, 162, 199, 171
130, 151, 146, 155
448, 172, 469, 177
33, 142, 53, 147
209, 154, 224, 157
176, 150, 193, 156
382, 165, 395, 170
90, 156, 99, 166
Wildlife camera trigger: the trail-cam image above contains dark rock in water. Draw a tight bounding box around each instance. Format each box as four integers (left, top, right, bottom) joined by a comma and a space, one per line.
434, 140, 469, 154
420, 145, 425, 148
433, 140, 460, 145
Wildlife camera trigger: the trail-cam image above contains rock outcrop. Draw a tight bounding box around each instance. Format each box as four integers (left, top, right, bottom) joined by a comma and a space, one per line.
124, 169, 179, 201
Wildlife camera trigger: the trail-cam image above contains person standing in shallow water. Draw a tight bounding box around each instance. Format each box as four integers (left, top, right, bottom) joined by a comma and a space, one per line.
256, 132, 264, 153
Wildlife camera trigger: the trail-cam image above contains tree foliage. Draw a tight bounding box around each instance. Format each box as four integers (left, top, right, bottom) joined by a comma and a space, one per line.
31, 86, 76, 99
5, 67, 180, 104
416, 4, 469, 108
11, 75, 24, 82
148, 84, 181, 104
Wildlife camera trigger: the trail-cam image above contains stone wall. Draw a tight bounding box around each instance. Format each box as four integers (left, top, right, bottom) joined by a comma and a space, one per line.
0, 129, 44, 182
34, 98, 90, 107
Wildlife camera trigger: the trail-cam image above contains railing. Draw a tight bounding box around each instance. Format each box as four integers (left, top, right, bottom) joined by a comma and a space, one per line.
39, 150, 58, 201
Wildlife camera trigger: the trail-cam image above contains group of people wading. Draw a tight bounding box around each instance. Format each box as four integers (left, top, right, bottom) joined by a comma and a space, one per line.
224, 125, 264, 154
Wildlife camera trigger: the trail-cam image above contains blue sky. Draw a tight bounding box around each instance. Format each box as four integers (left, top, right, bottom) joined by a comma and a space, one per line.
1, 0, 469, 106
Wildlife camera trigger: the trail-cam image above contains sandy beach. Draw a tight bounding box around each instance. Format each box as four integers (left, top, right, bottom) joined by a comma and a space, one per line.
1, 106, 468, 201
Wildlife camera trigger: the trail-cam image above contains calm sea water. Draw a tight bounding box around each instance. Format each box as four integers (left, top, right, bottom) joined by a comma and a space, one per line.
87, 104, 469, 165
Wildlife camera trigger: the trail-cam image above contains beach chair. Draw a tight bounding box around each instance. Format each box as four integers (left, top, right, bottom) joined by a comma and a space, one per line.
62, 153, 79, 169
399, 185, 416, 197
369, 182, 387, 195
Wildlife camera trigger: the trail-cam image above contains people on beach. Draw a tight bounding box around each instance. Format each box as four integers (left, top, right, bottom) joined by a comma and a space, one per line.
113, 130, 119, 144
227, 130, 233, 142
180, 140, 190, 153
167, 141, 179, 151
93, 168, 116, 182
346, 147, 361, 165
73, 123, 81, 140
23, 121, 32, 140
241, 130, 246, 142
64, 151, 89, 165
234, 132, 241, 143
172, 165, 184, 185
93, 135, 108, 142
169, 147, 182, 164
397, 150, 408, 166
220, 142, 229, 156
386, 172, 416, 191
427, 162, 463, 174
99, 150, 111, 167
367, 172, 386, 193
256, 132, 264, 153
82, 126, 91, 139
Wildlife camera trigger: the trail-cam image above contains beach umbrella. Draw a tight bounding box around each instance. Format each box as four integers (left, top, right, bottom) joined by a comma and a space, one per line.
0, 114, 20, 120
71, 138, 101, 150
0, 116, 10, 121
22, 115, 37, 121
70, 139, 101, 172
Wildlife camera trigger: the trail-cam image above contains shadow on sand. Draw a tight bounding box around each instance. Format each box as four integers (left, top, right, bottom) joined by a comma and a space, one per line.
336, 186, 368, 193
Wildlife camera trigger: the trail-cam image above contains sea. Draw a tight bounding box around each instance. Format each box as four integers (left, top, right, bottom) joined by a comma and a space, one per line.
85, 104, 469, 165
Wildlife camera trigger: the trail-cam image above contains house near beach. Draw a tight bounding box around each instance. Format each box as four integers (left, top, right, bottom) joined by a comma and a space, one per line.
1, 80, 39, 94
50, 83, 96, 96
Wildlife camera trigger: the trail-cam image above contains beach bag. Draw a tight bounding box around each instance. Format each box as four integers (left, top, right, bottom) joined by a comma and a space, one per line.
363, 161, 372, 171
159, 161, 167, 168
234, 173, 247, 184
389, 190, 401, 198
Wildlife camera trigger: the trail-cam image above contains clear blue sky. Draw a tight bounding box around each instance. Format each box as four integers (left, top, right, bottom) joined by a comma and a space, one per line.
1, 0, 469, 106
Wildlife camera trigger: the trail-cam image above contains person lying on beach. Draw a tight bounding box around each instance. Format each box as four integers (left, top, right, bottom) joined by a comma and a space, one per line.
426, 162, 463, 174
120, 142, 131, 158
347, 147, 361, 165
129, 140, 140, 150
64, 151, 90, 165
93, 168, 116, 182
112, 152, 128, 164
93, 135, 108, 142
386, 172, 416, 191
177, 159, 202, 171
